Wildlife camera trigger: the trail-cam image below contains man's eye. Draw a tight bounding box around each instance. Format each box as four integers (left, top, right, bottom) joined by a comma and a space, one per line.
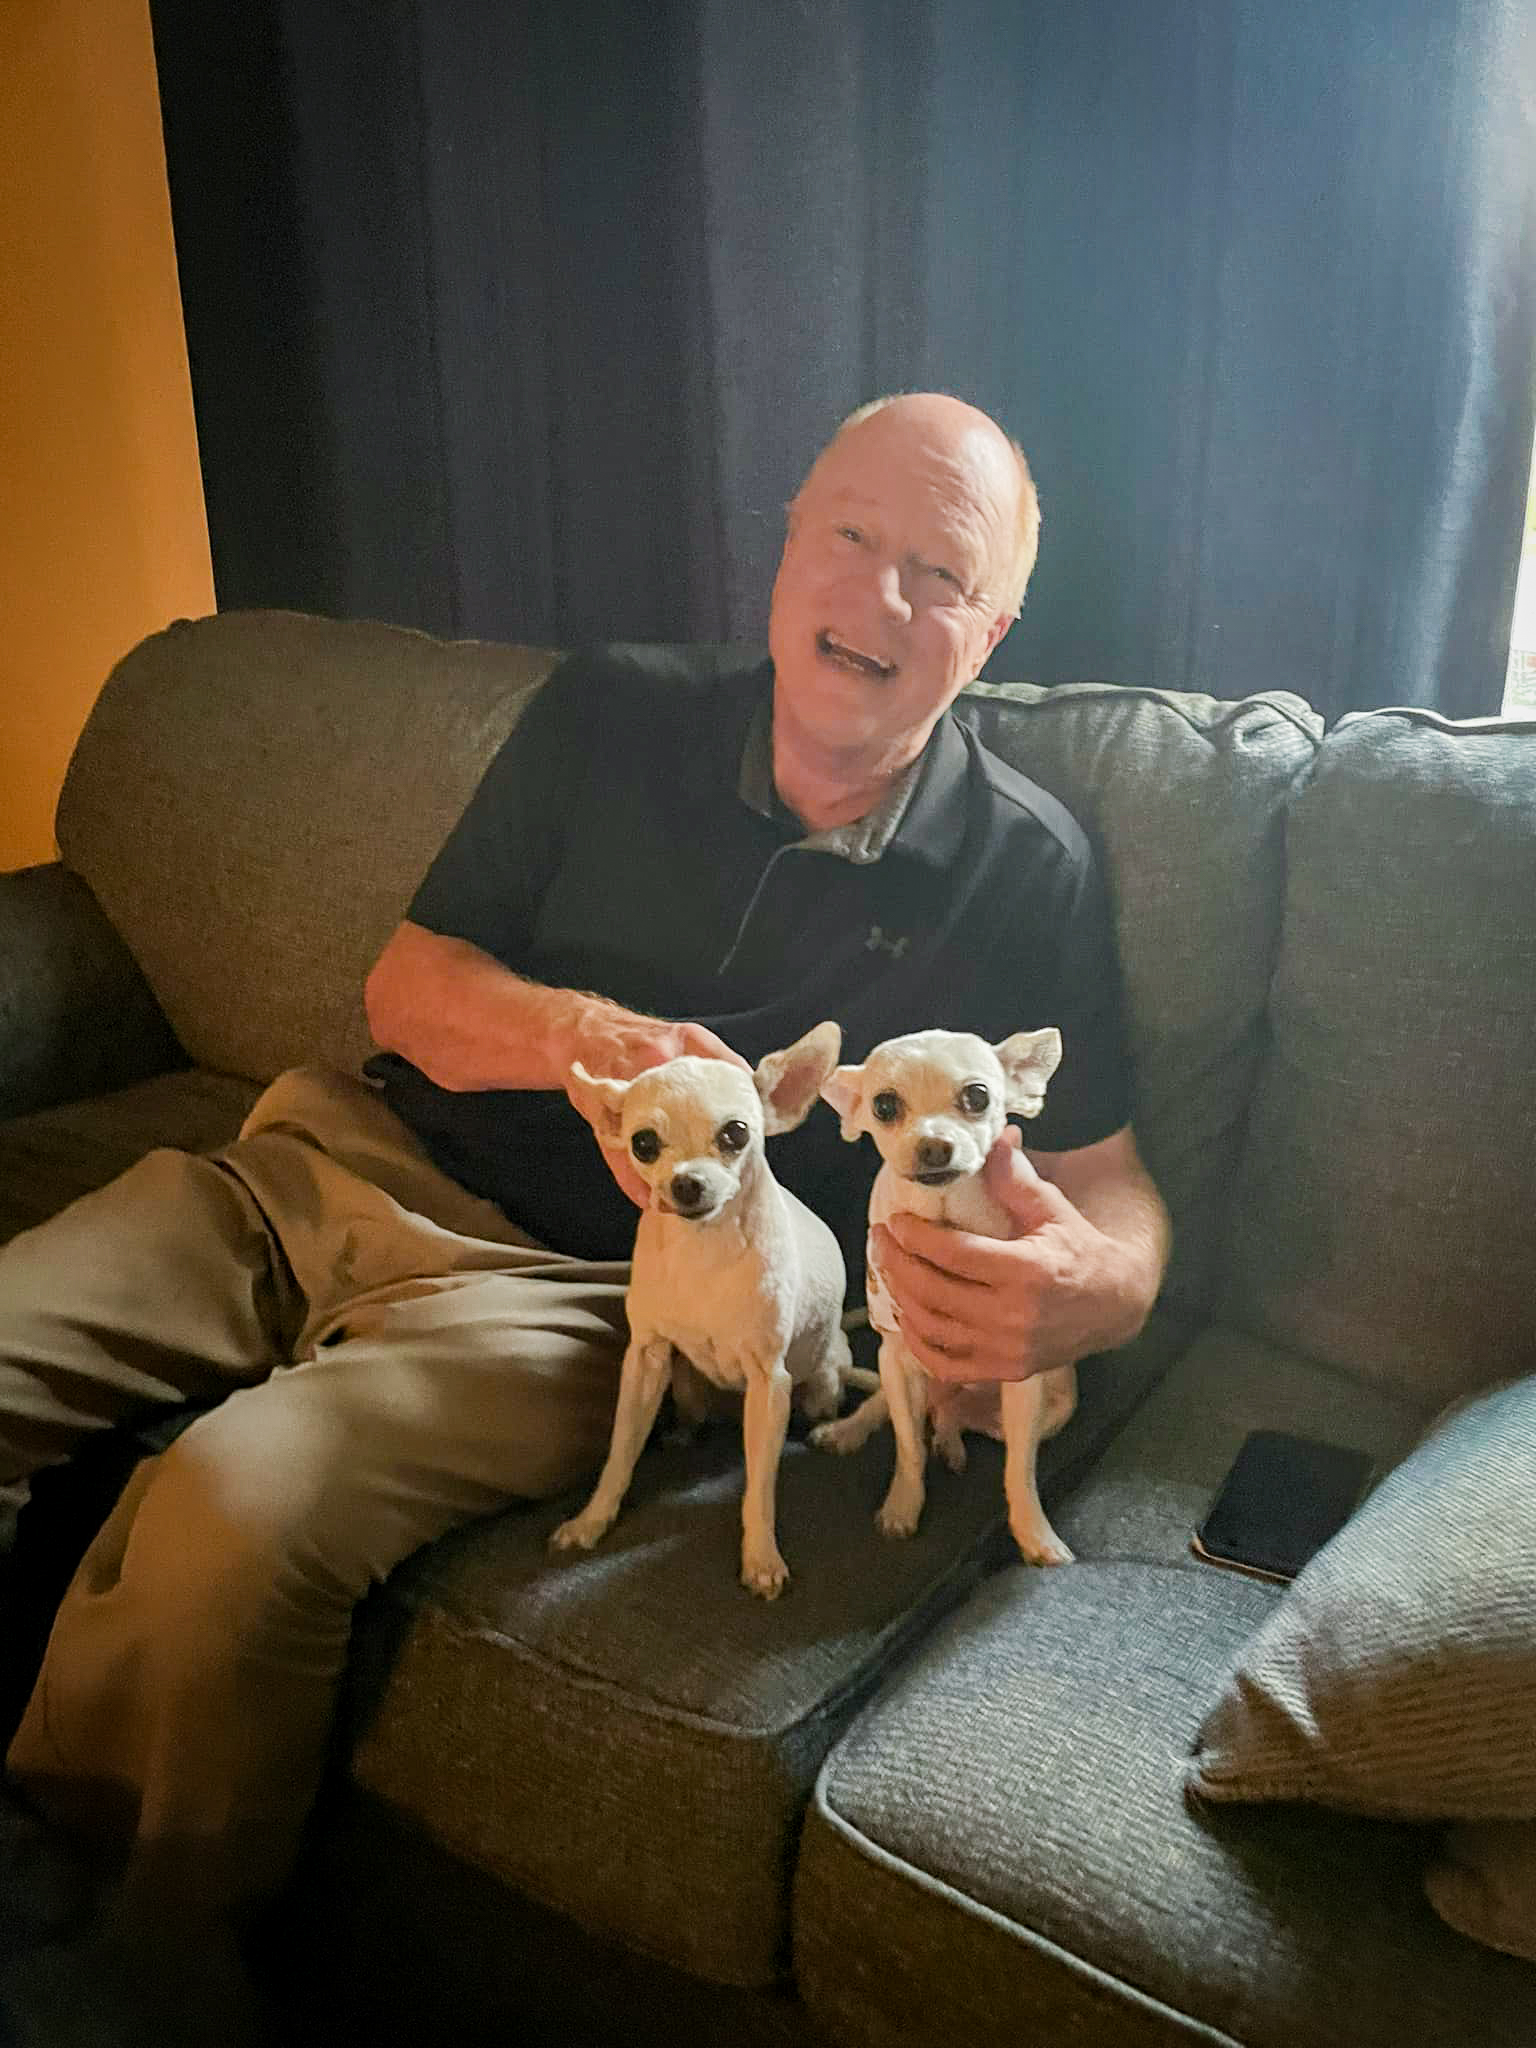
958, 1082, 990, 1116
631, 1130, 661, 1163
837, 524, 864, 544
926, 563, 960, 587
872, 1092, 903, 1123
717, 1119, 750, 1154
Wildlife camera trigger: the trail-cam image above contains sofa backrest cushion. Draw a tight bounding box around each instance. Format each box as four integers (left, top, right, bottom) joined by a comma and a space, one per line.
56, 611, 561, 1083
1224, 708, 1536, 1405
58, 617, 1321, 1325
960, 682, 1321, 1315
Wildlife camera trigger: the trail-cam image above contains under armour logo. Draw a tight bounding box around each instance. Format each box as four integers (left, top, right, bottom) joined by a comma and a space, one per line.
864, 925, 910, 960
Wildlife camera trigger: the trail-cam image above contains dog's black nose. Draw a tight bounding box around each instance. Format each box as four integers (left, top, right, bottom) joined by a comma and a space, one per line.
915, 1137, 953, 1174
670, 1173, 705, 1211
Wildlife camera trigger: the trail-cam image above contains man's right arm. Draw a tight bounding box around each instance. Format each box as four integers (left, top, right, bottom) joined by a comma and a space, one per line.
365, 920, 747, 1203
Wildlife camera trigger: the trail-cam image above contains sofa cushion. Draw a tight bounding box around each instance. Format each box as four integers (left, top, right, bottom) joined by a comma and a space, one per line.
1224, 707, 1536, 1407
795, 1560, 1535, 2048
57, 618, 1321, 1279
792, 1327, 1487, 2048
54, 611, 561, 1084
1050, 1322, 1426, 1570
0, 1071, 258, 1245
0, 865, 185, 1124
960, 682, 1321, 1318
340, 1307, 1192, 1989
1190, 1373, 1536, 1819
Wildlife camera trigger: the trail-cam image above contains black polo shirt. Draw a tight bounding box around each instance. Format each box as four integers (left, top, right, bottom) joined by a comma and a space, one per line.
367, 647, 1131, 1282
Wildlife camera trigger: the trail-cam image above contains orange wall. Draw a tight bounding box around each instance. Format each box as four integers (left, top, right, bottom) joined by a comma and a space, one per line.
0, 0, 214, 870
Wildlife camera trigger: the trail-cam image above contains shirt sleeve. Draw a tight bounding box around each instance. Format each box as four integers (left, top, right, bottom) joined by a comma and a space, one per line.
405, 656, 594, 968
1025, 843, 1134, 1153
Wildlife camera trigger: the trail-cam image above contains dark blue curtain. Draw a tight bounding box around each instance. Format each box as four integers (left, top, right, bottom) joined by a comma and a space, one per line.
152, 0, 1536, 720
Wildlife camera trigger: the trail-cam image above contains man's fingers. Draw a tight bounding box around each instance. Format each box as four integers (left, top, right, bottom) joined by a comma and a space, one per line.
879, 1211, 1002, 1286
872, 1222, 996, 1314
982, 1133, 1062, 1230
604, 1145, 649, 1210
678, 1023, 752, 1071
576, 1005, 749, 1081
898, 1329, 971, 1380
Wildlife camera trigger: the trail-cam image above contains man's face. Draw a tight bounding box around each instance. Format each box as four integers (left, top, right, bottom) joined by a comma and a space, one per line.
768, 403, 1019, 762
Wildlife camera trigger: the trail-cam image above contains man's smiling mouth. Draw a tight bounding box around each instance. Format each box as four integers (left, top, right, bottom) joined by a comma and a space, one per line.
816, 630, 897, 680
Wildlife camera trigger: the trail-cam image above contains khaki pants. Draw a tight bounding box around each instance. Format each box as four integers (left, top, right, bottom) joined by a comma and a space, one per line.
0, 1068, 629, 1926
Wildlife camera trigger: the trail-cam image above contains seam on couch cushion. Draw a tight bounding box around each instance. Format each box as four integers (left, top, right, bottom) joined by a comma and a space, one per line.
964, 676, 1323, 747
371, 1503, 1014, 1741
1333, 705, 1536, 737
800, 1790, 1242, 2046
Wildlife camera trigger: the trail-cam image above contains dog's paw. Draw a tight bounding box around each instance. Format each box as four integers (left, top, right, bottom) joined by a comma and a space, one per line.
741, 1545, 790, 1599
934, 1427, 967, 1474
876, 1492, 923, 1540
549, 1510, 613, 1554
798, 1366, 843, 1424
1010, 1520, 1074, 1567
810, 1417, 862, 1455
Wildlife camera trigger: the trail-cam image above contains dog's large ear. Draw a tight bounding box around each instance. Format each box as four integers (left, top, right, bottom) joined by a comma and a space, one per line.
566, 1061, 632, 1143
993, 1027, 1063, 1119
818, 1062, 868, 1142
756, 1020, 842, 1136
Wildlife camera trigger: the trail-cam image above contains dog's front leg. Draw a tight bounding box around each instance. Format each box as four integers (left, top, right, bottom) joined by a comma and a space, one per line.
550, 1335, 671, 1553
1000, 1373, 1073, 1566
740, 1358, 793, 1598
875, 1334, 929, 1538
810, 1384, 889, 1455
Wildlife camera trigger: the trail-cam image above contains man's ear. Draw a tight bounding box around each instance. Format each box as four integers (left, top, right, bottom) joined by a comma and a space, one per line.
980, 607, 1014, 667
756, 1021, 842, 1137
567, 1061, 631, 1143
993, 1028, 1062, 1118
818, 1062, 869, 1142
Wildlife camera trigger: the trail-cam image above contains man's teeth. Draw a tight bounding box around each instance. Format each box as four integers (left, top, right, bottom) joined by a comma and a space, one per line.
818, 632, 895, 678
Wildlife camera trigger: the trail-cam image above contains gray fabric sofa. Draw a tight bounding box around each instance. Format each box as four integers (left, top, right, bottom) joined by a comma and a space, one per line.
2, 611, 1532, 2045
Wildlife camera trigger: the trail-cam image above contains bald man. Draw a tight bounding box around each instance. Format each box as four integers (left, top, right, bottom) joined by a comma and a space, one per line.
0, 394, 1167, 2036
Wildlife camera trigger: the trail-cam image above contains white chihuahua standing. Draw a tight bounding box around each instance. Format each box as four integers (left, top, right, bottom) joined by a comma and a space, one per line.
814, 1027, 1078, 1566
554, 1021, 857, 1598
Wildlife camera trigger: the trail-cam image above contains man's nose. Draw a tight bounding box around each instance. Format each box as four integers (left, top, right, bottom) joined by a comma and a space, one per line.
871, 559, 912, 622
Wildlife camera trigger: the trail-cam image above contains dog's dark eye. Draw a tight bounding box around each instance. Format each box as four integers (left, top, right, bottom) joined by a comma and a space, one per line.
630, 1129, 661, 1164
716, 1119, 750, 1154
958, 1082, 991, 1116
872, 1091, 903, 1123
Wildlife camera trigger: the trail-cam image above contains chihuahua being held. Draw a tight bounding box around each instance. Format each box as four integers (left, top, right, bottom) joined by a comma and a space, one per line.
814, 1027, 1077, 1566
554, 1021, 857, 1598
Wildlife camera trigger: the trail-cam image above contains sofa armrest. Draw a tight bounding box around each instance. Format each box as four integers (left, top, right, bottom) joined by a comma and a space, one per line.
0, 863, 187, 1121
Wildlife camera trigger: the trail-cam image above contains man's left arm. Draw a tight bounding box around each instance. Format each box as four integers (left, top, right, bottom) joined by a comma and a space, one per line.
871, 1123, 1170, 1382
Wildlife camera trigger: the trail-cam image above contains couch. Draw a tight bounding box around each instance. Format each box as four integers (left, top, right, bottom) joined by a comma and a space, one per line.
1, 610, 1532, 2046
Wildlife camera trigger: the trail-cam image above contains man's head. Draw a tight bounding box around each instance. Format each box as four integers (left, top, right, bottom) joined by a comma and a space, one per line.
768, 393, 1039, 766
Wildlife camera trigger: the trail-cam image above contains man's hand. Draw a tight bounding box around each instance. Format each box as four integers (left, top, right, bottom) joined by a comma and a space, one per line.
564, 1001, 750, 1208
870, 1127, 1145, 1381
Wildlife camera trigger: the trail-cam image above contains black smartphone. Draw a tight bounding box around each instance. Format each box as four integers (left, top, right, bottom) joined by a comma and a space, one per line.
1191, 1429, 1376, 1584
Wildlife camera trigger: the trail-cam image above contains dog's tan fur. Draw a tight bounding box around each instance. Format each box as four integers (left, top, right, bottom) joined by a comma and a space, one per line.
815, 1027, 1078, 1565
553, 1023, 849, 1597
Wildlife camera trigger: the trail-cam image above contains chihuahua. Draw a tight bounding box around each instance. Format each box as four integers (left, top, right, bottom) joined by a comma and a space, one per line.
554, 1021, 855, 1598
814, 1027, 1078, 1566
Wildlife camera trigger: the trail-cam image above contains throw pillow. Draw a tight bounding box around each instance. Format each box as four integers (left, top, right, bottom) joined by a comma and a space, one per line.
1186, 1372, 1536, 1818
1425, 1820, 1536, 1964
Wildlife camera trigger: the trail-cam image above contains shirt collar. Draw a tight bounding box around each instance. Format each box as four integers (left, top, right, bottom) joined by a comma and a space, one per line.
736, 667, 973, 870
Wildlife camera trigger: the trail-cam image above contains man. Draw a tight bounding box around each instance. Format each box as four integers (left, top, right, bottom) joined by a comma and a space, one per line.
0, 393, 1167, 2039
